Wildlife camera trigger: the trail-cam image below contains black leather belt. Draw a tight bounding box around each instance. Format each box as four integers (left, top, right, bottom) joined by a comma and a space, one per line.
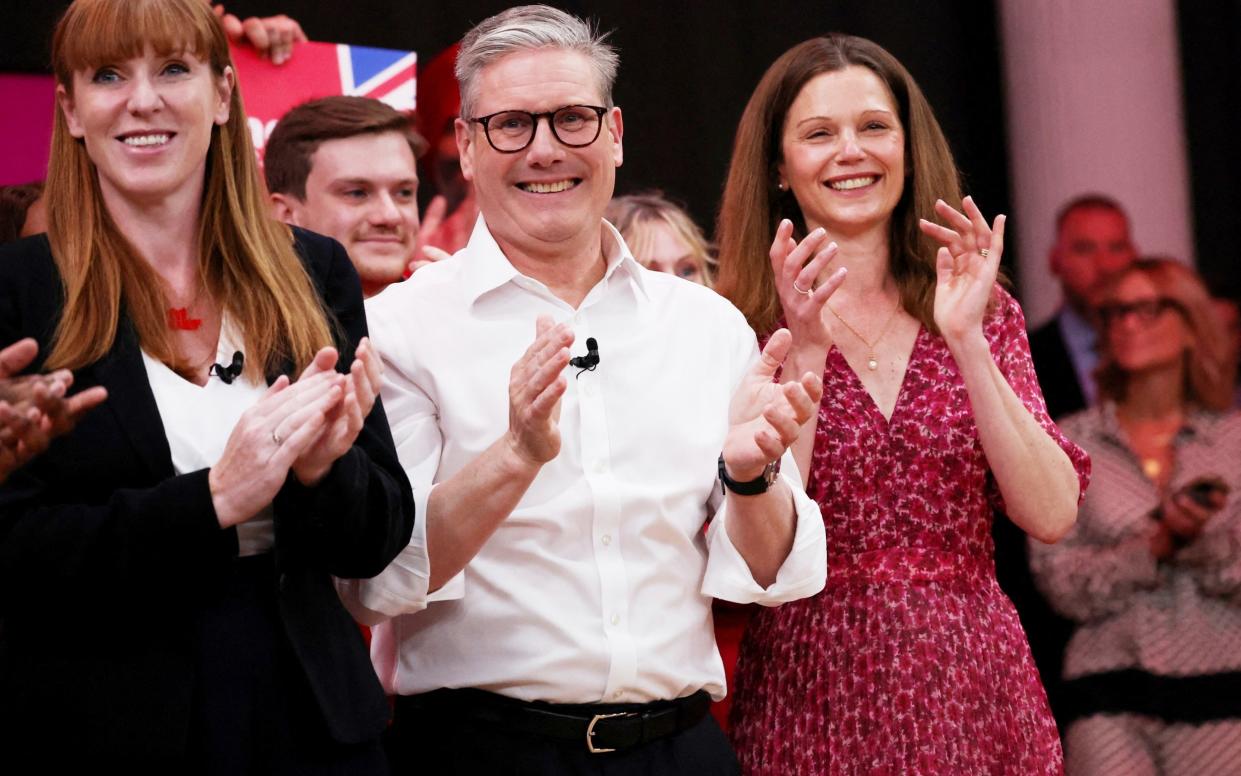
398, 688, 712, 754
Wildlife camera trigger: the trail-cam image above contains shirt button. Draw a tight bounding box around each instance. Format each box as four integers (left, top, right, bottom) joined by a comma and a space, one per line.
610, 614, 620, 626
601, 534, 612, 546
582, 383, 596, 398
593, 460, 608, 474
612, 690, 623, 700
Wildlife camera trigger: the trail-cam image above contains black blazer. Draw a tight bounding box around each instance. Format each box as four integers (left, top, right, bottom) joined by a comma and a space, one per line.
0, 229, 414, 758
1027, 314, 1087, 421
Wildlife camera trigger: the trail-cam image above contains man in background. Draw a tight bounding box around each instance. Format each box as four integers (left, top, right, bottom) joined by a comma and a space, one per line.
1028, 194, 1138, 419
265, 96, 439, 296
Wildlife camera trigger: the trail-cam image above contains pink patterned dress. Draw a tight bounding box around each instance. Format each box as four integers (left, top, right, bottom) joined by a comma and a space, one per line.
729, 288, 1091, 775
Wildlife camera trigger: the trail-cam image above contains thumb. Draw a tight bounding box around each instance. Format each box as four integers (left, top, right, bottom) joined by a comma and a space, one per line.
299, 346, 339, 380
0, 338, 38, 378
935, 247, 954, 284
755, 328, 792, 378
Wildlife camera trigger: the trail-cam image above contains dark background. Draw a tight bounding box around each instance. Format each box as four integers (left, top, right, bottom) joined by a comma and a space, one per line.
0, 1, 1016, 278
3, 1, 1237, 295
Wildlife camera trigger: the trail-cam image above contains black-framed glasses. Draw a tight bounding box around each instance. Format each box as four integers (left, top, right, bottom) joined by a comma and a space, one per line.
468, 105, 608, 153
1098, 297, 1181, 326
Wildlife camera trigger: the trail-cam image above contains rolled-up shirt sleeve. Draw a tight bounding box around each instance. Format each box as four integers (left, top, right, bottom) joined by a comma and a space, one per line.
701, 452, 827, 604
336, 298, 466, 624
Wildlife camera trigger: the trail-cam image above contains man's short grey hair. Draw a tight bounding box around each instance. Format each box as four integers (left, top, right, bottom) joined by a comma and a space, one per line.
455, 5, 619, 119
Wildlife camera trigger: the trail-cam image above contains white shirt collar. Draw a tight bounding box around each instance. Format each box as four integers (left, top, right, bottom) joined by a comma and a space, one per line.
458, 216, 650, 308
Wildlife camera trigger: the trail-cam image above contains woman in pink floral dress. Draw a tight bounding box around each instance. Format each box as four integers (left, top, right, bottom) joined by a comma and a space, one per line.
714, 35, 1091, 774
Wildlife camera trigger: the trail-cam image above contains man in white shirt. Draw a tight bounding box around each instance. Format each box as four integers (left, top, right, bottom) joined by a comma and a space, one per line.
341, 6, 828, 772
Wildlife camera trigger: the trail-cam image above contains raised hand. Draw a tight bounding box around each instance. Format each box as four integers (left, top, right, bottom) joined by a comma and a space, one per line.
291, 341, 384, 485
722, 329, 824, 482
209, 369, 343, 527
918, 196, 1006, 344
505, 316, 572, 467
408, 196, 452, 275
212, 4, 307, 65
769, 220, 846, 351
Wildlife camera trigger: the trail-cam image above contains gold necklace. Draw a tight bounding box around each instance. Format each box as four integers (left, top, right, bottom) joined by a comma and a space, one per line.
1119, 412, 1181, 482
828, 300, 901, 371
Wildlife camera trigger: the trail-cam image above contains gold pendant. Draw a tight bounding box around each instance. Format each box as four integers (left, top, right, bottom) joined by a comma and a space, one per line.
1142, 458, 1161, 480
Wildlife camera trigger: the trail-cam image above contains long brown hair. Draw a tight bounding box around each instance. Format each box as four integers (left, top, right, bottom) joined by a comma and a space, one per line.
46, 0, 331, 379
715, 35, 961, 336
1095, 258, 1236, 411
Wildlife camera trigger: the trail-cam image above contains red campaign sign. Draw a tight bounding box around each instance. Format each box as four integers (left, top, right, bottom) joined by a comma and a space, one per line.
0, 41, 416, 186
231, 40, 417, 163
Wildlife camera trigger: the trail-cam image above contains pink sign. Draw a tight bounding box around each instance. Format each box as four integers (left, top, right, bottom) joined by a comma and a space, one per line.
0, 73, 56, 186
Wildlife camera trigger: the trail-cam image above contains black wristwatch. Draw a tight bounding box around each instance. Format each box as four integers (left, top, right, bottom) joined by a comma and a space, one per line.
718, 453, 781, 496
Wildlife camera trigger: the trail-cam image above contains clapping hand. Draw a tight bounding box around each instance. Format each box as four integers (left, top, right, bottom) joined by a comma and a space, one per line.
769, 220, 846, 352
0, 338, 107, 484
504, 316, 572, 467
722, 329, 823, 483
209, 364, 344, 527
918, 196, 1006, 344
289, 340, 385, 486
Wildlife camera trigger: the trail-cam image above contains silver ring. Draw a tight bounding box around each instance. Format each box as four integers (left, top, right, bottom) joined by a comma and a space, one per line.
272, 429, 283, 446
792, 280, 814, 296
978, 248, 990, 258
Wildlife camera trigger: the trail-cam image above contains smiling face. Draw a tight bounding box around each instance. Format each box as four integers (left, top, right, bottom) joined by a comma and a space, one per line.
58, 46, 231, 211
275, 131, 419, 297
778, 66, 905, 238
1104, 271, 1191, 375
456, 48, 623, 259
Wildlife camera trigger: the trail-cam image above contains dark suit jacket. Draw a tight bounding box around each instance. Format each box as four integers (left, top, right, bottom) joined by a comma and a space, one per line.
0, 229, 414, 759
1027, 314, 1087, 421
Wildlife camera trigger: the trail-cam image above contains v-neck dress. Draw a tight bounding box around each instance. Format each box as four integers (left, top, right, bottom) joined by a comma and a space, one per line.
729, 287, 1091, 775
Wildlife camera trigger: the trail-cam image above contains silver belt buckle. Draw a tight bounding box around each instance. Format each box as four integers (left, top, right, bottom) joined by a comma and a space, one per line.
586, 711, 637, 754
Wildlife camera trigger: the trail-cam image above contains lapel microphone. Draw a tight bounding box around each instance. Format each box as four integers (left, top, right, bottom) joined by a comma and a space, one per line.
209, 351, 245, 384
569, 337, 600, 377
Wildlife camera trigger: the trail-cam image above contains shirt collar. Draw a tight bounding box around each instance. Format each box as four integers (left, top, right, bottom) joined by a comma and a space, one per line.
1095, 400, 1216, 448
458, 215, 650, 307
1058, 305, 1097, 353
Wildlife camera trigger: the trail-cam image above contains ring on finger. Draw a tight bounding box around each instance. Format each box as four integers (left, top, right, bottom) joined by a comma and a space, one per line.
792, 280, 814, 296
272, 428, 284, 446
979, 248, 990, 258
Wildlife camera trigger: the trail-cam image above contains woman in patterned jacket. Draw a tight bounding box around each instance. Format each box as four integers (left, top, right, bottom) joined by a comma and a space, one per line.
1031, 257, 1241, 775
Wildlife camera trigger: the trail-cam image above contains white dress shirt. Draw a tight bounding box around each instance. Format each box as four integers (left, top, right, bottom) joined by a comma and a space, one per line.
339, 217, 826, 704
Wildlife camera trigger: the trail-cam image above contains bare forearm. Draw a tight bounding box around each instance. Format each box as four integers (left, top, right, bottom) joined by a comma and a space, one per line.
426, 433, 541, 590
949, 333, 1079, 542
724, 480, 798, 587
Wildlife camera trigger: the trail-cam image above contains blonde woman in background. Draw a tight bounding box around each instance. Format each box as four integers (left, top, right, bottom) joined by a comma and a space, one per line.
1031, 258, 1241, 776
606, 190, 715, 286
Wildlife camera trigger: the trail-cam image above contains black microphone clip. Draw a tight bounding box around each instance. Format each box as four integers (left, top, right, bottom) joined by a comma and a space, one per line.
209, 351, 245, 384
569, 337, 600, 378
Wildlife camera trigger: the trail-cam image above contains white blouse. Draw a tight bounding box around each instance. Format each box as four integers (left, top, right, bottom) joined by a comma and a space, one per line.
141, 322, 274, 556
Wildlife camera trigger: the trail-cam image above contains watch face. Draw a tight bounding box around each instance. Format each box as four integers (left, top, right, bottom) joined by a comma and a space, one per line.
763, 460, 781, 485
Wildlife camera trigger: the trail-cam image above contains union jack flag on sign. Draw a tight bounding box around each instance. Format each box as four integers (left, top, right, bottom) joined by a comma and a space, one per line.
229, 40, 417, 162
